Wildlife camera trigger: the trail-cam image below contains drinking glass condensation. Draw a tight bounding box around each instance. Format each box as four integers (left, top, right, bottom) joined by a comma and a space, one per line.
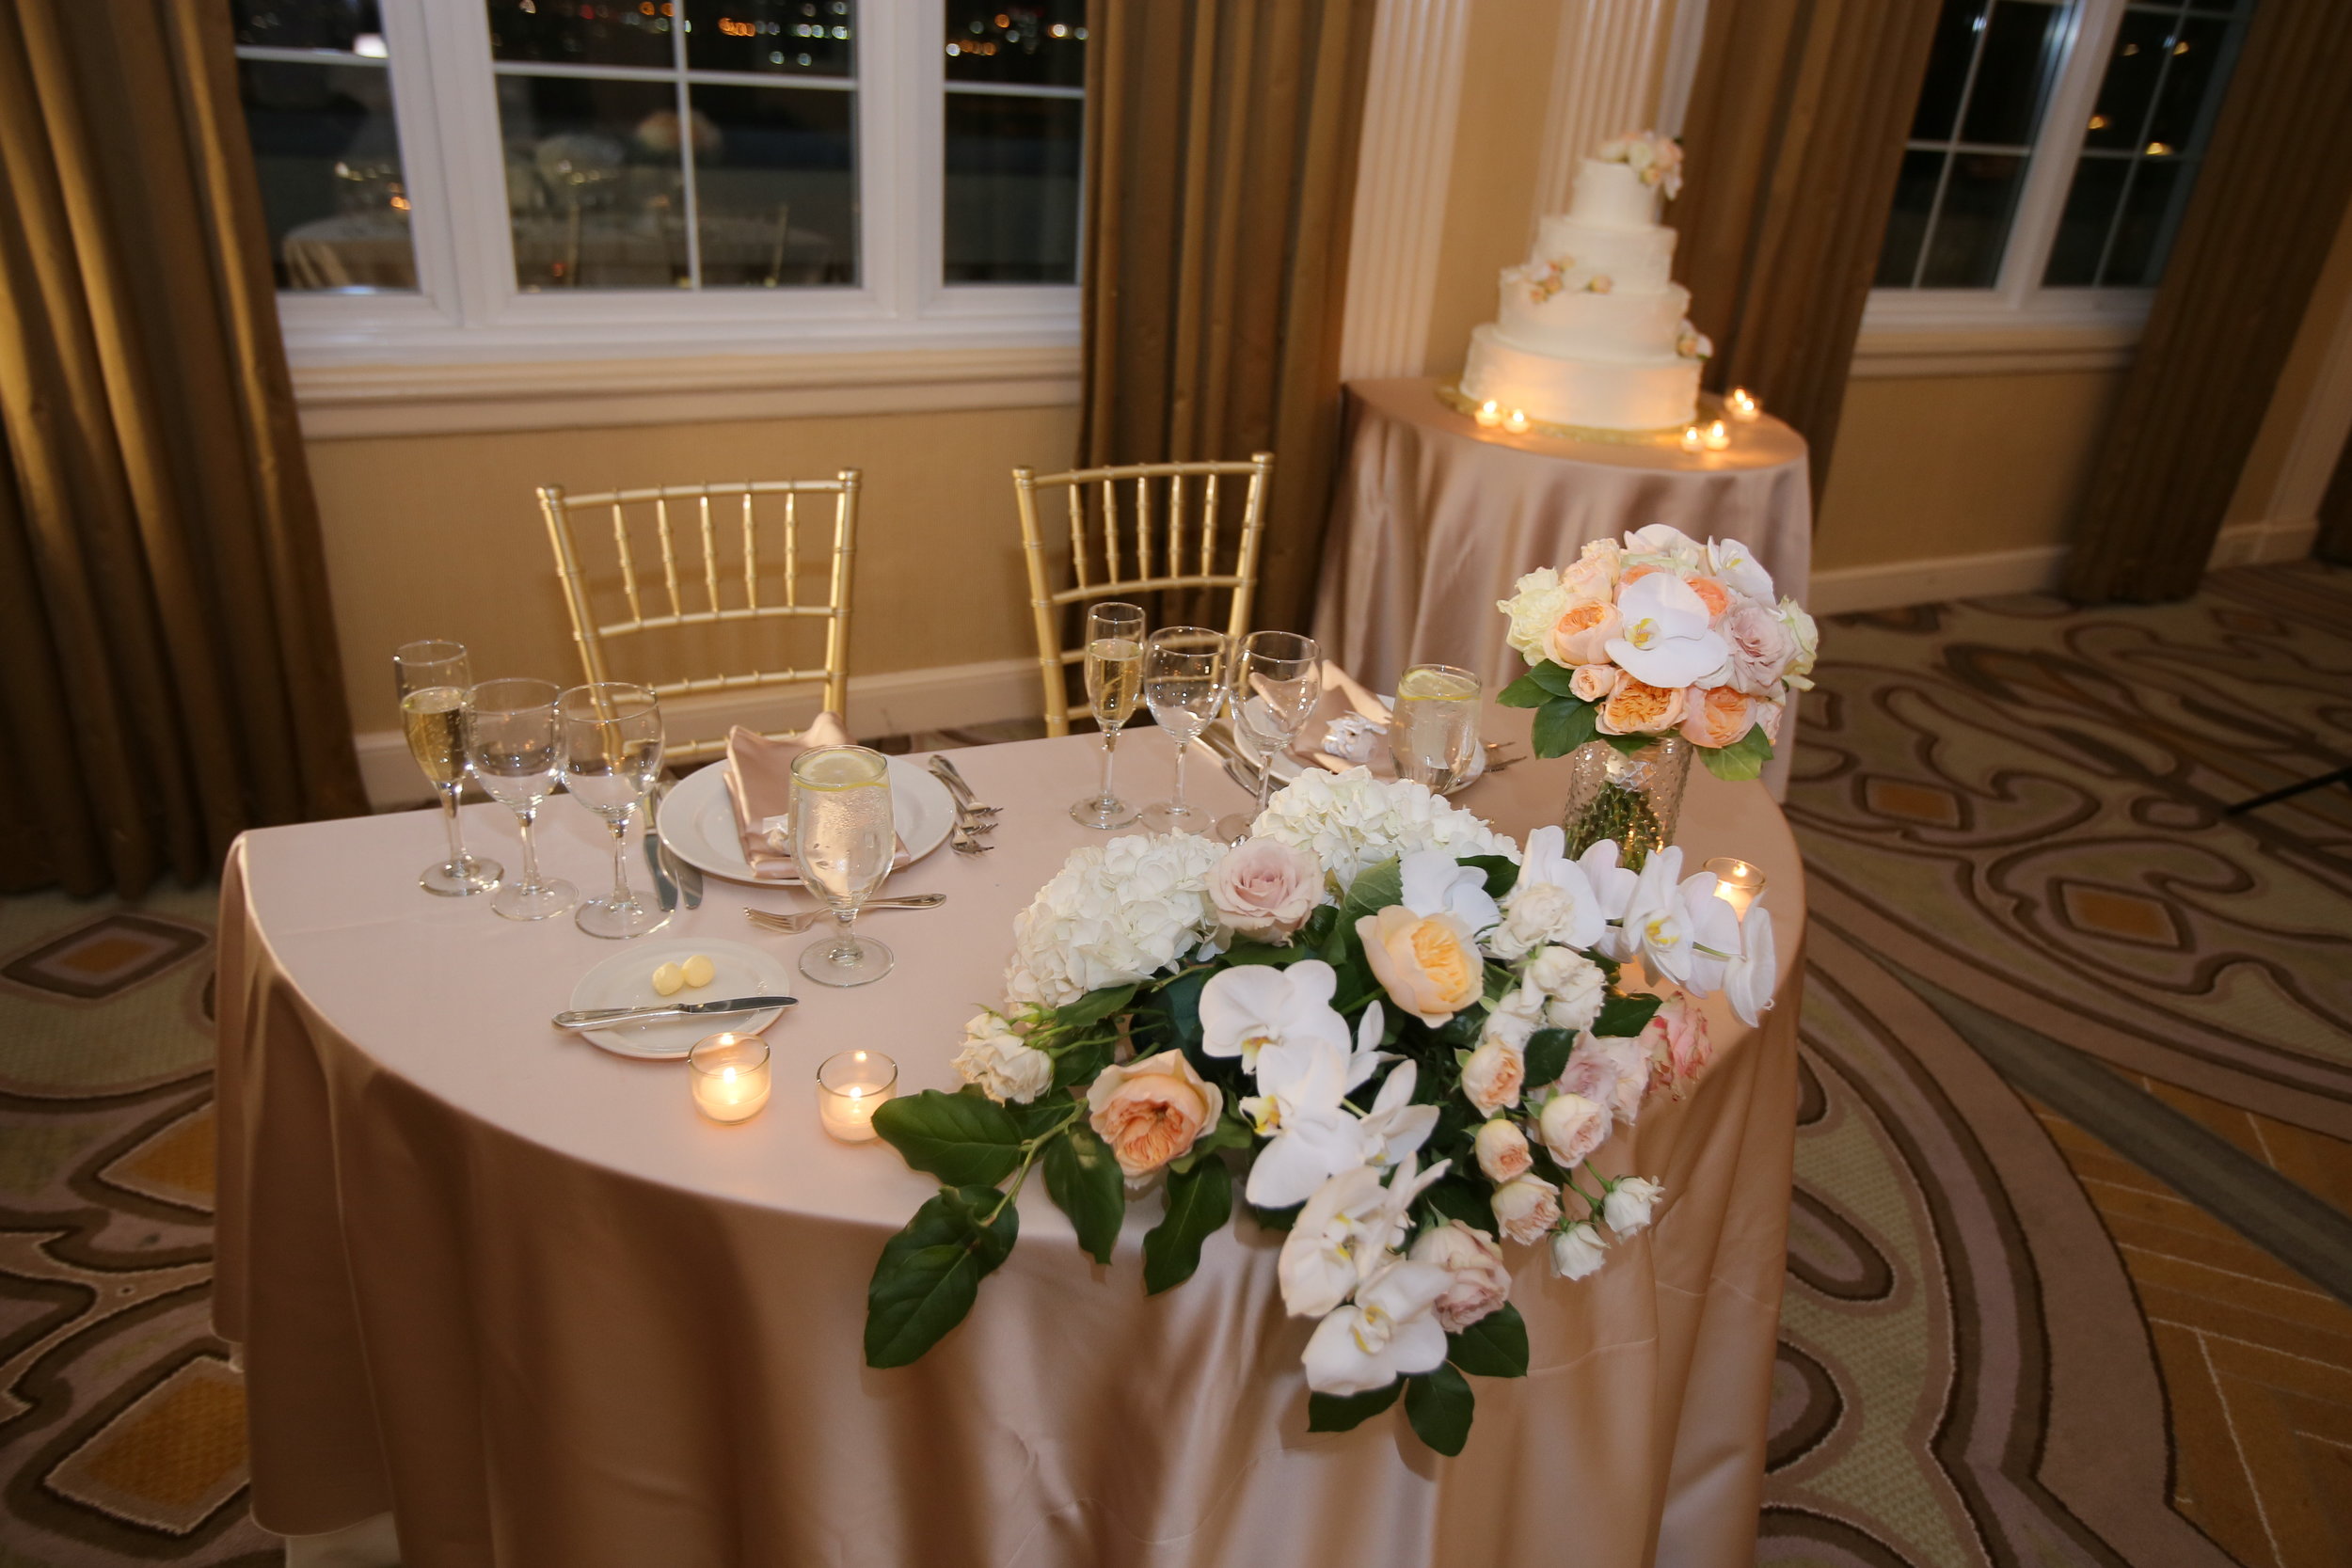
394, 641, 501, 896
1390, 664, 1483, 793
1071, 601, 1147, 829
1213, 631, 1322, 843
1138, 626, 1229, 835
465, 678, 577, 922
790, 745, 897, 987
558, 683, 668, 940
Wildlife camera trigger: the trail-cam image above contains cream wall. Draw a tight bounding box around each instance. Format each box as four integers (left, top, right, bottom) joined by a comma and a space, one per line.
308, 403, 1077, 736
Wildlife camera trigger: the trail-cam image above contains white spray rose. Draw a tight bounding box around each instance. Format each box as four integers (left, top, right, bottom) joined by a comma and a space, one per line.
951, 1012, 1053, 1104
1550, 1222, 1609, 1280
1604, 1177, 1663, 1236
1538, 1089, 1612, 1167
1525, 945, 1606, 1033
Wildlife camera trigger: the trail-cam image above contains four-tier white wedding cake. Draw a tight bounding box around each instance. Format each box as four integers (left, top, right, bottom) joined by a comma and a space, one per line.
1459, 132, 1710, 433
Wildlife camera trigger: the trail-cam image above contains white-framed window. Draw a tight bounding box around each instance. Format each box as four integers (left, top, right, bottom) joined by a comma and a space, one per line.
230, 0, 1088, 370
1867, 0, 2255, 333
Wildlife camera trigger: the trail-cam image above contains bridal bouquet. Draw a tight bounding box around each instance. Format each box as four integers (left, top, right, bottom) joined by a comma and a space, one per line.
1496, 523, 1818, 782
862, 770, 1777, 1455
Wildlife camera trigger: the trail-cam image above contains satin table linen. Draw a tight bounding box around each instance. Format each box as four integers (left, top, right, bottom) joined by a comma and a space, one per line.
1312, 377, 1813, 796
215, 715, 1804, 1568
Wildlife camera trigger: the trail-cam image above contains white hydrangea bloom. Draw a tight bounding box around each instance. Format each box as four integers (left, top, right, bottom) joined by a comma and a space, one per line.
1002, 833, 1227, 1008
1249, 768, 1518, 885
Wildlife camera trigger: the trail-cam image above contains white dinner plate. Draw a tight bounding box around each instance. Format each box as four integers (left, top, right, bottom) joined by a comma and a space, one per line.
564, 938, 794, 1059
654, 754, 955, 886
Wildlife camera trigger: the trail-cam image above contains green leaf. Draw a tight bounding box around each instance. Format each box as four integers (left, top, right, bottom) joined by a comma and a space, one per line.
1603, 731, 1653, 756
1170, 1111, 1256, 1174
1524, 1027, 1574, 1087
1593, 991, 1662, 1038
1530, 697, 1599, 758
1221, 940, 1291, 966
1051, 1036, 1114, 1091
1419, 1177, 1496, 1234
1526, 660, 1582, 698
864, 1184, 1019, 1368
1341, 856, 1405, 925
1461, 853, 1519, 898
1445, 1303, 1530, 1379
1404, 1363, 1476, 1456
1041, 1123, 1125, 1265
1143, 1157, 1232, 1293
873, 1090, 1025, 1187
1308, 1380, 1403, 1432
1055, 982, 1138, 1030
1495, 672, 1551, 709
1697, 724, 1775, 781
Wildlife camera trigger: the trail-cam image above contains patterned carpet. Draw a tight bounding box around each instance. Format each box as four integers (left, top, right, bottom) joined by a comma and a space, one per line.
1, 562, 2348, 1565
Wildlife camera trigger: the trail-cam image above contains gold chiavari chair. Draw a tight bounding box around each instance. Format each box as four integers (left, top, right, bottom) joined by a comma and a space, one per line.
537, 473, 860, 764
1011, 452, 1275, 736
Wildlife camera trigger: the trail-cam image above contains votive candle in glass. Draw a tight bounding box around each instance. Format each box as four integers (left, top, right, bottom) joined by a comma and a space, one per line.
1679, 424, 1706, 454
1704, 857, 1766, 918
1474, 398, 1503, 428
1502, 407, 1532, 434
1726, 387, 1762, 422
690, 1033, 771, 1124
817, 1049, 898, 1142
1702, 419, 1732, 451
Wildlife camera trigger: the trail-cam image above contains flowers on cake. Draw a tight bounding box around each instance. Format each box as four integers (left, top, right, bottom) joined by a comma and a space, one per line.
858, 769, 1779, 1457
1495, 524, 1818, 782
1676, 318, 1714, 360
1598, 130, 1684, 198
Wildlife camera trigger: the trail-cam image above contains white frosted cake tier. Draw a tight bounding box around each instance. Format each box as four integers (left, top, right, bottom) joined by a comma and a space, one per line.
1567, 158, 1661, 230
1460, 324, 1699, 432
1496, 276, 1690, 362
1532, 214, 1677, 292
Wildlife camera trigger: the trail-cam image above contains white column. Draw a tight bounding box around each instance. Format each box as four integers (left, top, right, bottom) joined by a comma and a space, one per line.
1337, 0, 1472, 381
1532, 0, 1706, 223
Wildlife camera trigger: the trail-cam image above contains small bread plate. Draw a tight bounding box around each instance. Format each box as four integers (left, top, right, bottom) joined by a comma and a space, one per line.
655, 755, 956, 886
565, 938, 793, 1059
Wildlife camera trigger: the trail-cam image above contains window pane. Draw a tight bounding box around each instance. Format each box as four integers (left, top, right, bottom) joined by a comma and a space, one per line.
2105, 155, 2188, 285
686, 0, 854, 78
1960, 0, 2063, 147
497, 75, 689, 289
945, 92, 1081, 282
2042, 154, 2129, 285
1921, 151, 2026, 287
233, 0, 387, 52
2146, 15, 2234, 150
689, 85, 857, 287
1913, 0, 1990, 141
1877, 149, 1945, 288
238, 59, 415, 291
486, 0, 675, 69
2083, 9, 2172, 151
945, 1, 1087, 88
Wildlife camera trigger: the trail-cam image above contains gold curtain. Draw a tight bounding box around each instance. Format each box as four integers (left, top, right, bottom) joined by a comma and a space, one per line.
2064, 0, 2352, 601
1674, 0, 1946, 493
2315, 428, 2352, 567
1076, 0, 1375, 633
0, 0, 364, 896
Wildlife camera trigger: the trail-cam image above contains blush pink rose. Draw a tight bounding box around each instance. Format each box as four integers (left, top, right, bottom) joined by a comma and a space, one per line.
1409, 1220, 1514, 1333
1641, 990, 1713, 1097
1558, 1035, 1649, 1125
1490, 1175, 1562, 1245
1538, 1090, 1612, 1166
1569, 662, 1617, 702
1543, 598, 1623, 667
1722, 602, 1796, 695
1087, 1052, 1225, 1177
1461, 1039, 1527, 1117
1678, 684, 1756, 749
1474, 1117, 1534, 1181
1208, 838, 1323, 941
1753, 697, 1787, 742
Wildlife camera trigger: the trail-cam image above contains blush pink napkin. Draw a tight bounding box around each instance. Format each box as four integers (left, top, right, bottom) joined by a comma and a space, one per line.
721, 719, 910, 879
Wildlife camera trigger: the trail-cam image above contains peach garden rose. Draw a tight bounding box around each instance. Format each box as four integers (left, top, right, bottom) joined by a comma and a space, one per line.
1087, 1051, 1225, 1177
1597, 672, 1686, 736
1544, 598, 1622, 667
1678, 684, 1756, 749
1358, 906, 1484, 1026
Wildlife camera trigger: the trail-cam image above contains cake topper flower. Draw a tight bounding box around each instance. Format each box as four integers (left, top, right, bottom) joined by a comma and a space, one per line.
1597, 131, 1684, 199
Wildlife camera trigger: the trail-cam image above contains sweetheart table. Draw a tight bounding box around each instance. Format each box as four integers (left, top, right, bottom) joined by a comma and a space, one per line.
215, 710, 1804, 1568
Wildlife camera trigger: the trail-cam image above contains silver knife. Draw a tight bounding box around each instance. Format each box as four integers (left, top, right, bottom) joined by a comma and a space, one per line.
643, 781, 679, 911
553, 995, 798, 1030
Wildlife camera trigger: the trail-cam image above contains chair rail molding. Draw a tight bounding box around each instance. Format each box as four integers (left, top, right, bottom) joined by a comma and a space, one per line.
1338, 0, 1471, 382
1534, 0, 1691, 224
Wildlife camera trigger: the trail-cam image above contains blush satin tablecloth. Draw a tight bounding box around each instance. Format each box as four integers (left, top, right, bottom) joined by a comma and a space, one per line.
215, 713, 1803, 1568
1311, 378, 1814, 798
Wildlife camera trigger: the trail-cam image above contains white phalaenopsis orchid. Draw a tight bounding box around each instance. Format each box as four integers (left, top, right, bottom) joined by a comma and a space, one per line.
1199, 959, 1351, 1072
1707, 536, 1776, 603
1578, 840, 1641, 958
1301, 1255, 1454, 1395
1621, 847, 1694, 982
1623, 522, 1708, 572
1722, 903, 1777, 1028
1241, 1041, 1363, 1210
1606, 572, 1732, 690
1277, 1165, 1386, 1318
1675, 872, 1745, 994
1355, 1056, 1439, 1169
1398, 848, 1502, 933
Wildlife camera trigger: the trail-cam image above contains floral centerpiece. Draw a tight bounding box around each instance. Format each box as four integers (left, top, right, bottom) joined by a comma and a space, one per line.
861, 770, 1778, 1455
1496, 523, 1817, 863
1597, 131, 1684, 198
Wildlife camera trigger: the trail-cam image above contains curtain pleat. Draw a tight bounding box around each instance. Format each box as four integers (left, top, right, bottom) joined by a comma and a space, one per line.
1673, 0, 1946, 495
2064, 0, 2352, 601
0, 0, 364, 896
1077, 0, 1375, 633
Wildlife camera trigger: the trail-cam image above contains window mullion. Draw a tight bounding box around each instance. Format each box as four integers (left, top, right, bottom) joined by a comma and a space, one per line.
859, 0, 924, 320
369, 0, 456, 319
671, 14, 703, 288
413, 0, 522, 326
1999, 0, 2125, 305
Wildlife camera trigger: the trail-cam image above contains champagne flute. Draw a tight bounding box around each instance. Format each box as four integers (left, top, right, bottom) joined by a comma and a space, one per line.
1071, 601, 1148, 829
465, 678, 577, 922
558, 683, 668, 940
791, 745, 896, 987
1138, 627, 1229, 835
1391, 664, 1483, 793
1212, 632, 1323, 842
394, 641, 502, 896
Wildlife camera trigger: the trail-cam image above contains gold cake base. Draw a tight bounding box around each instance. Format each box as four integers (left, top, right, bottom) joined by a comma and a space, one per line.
1436, 382, 1718, 447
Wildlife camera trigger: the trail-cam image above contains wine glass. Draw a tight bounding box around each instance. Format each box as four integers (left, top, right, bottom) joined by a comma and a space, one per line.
1390, 664, 1483, 793
1213, 632, 1323, 842
1138, 627, 1229, 835
394, 641, 502, 896
1071, 601, 1148, 829
558, 683, 668, 940
791, 745, 896, 987
464, 678, 577, 922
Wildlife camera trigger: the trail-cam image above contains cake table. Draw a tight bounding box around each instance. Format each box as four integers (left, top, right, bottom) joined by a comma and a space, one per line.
1311, 376, 1812, 796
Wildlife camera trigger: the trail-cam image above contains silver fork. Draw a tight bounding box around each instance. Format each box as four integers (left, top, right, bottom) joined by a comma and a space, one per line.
929, 755, 999, 817
745, 894, 948, 935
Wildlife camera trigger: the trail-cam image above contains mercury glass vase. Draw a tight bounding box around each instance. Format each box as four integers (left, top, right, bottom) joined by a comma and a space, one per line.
1559, 736, 1693, 868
